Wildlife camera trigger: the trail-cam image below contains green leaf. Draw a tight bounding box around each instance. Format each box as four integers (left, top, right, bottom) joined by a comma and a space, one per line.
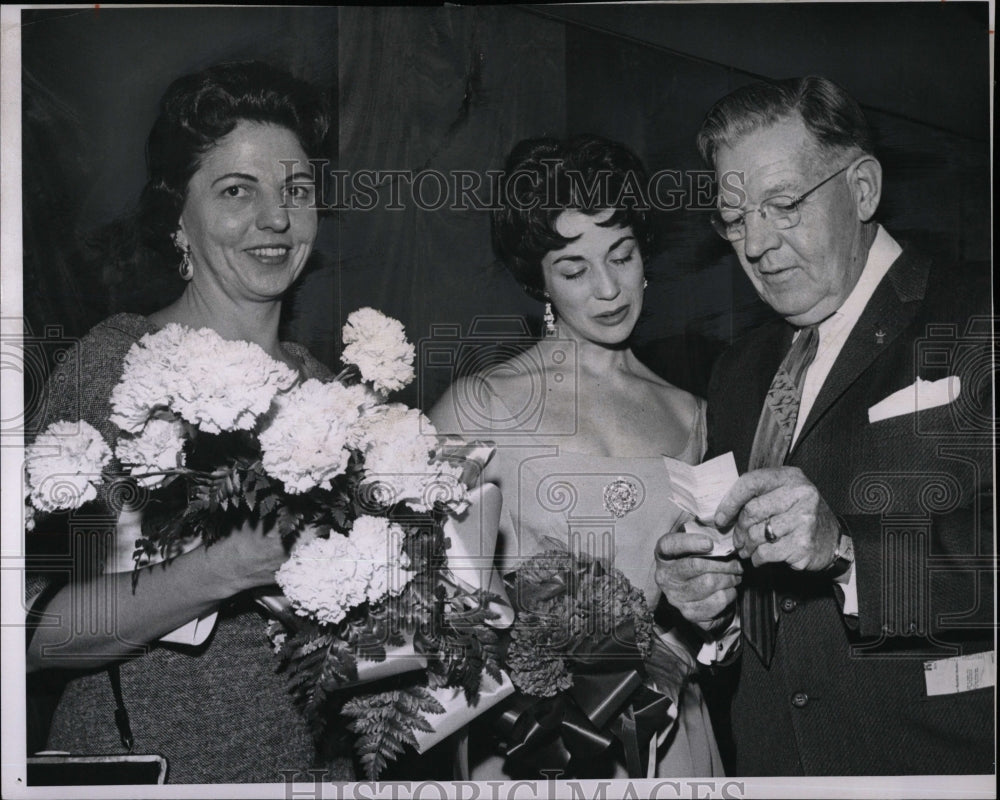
259, 492, 279, 518
341, 685, 442, 780
277, 506, 302, 539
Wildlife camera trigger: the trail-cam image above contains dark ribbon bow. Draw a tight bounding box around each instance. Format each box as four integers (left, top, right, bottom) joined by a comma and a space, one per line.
497, 614, 673, 778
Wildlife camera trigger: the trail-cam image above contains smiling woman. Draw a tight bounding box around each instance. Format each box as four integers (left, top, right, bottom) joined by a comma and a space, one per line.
136, 62, 328, 363
156, 120, 318, 353
24, 62, 346, 783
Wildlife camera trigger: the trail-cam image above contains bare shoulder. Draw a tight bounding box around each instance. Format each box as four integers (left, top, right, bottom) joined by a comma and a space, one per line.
427, 345, 546, 437
629, 355, 702, 411
617, 356, 706, 457
656, 380, 704, 417
428, 374, 484, 436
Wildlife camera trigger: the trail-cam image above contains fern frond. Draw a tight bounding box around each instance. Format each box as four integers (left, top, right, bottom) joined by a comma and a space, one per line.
341, 685, 443, 780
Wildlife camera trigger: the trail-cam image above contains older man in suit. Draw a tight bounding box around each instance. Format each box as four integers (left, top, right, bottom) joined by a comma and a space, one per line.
656, 76, 994, 775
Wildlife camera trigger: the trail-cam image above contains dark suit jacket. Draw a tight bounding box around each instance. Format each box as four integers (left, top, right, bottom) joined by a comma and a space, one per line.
707, 245, 994, 775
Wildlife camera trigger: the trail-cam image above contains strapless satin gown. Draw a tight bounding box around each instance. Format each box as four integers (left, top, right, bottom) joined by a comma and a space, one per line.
469, 400, 724, 777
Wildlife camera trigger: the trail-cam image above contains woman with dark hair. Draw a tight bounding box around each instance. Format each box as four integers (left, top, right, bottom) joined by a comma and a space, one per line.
430, 135, 724, 777
25, 61, 343, 782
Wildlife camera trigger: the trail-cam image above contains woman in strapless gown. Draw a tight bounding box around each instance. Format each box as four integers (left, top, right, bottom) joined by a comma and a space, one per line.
430, 135, 724, 778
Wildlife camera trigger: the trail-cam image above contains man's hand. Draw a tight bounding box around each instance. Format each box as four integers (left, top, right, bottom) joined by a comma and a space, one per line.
655, 530, 742, 634
715, 466, 841, 571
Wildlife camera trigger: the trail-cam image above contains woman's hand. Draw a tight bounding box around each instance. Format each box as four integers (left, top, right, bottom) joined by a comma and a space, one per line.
26, 516, 308, 673
200, 517, 299, 595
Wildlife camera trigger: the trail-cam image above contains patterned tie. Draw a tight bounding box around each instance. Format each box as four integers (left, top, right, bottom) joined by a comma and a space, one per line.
742, 324, 819, 666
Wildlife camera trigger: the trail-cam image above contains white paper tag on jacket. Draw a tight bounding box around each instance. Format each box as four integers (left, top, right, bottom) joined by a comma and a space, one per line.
923, 650, 995, 696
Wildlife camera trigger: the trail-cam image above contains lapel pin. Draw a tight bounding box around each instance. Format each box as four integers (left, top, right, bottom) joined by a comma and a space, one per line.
874, 327, 886, 345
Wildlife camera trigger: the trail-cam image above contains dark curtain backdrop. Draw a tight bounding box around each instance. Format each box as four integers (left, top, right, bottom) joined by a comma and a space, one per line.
19, 4, 991, 412
287, 6, 565, 410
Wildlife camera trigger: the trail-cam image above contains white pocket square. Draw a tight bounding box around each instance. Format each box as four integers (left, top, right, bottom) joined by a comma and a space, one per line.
867, 376, 961, 423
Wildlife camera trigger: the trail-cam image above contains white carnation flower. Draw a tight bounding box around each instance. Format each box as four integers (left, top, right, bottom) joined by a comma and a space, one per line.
275, 534, 374, 625
360, 409, 468, 513
110, 324, 297, 434
109, 323, 193, 432
260, 380, 375, 493
347, 402, 410, 452
341, 308, 415, 394
351, 515, 411, 600
26, 420, 112, 512
114, 418, 187, 488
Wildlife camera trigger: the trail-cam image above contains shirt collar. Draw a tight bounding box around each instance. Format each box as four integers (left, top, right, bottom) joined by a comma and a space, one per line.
818, 224, 902, 335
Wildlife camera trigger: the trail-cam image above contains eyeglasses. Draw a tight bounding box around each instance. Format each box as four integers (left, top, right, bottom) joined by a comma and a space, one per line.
710, 164, 851, 242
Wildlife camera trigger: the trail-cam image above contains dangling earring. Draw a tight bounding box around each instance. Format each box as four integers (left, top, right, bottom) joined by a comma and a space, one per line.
543, 300, 557, 337
171, 231, 193, 281
178, 249, 194, 281
643, 278, 649, 290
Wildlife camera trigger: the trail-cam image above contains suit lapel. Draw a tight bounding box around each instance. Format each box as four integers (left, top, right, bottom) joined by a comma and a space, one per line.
791, 247, 929, 455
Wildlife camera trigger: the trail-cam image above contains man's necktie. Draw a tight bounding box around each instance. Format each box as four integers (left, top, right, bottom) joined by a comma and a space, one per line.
742, 324, 820, 666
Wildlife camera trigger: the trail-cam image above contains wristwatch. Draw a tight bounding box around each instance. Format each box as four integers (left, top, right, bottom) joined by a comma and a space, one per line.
824, 530, 855, 579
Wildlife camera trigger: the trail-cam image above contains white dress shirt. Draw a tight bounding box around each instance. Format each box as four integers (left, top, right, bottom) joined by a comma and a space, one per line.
794, 225, 902, 445
697, 225, 903, 664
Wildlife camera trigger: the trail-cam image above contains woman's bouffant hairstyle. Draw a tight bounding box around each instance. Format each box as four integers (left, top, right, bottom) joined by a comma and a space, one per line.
491, 135, 655, 300
696, 75, 873, 169
138, 61, 331, 256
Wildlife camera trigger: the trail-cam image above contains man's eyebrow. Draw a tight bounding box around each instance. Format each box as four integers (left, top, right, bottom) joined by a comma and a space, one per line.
762, 179, 799, 197
720, 179, 799, 208
284, 171, 315, 183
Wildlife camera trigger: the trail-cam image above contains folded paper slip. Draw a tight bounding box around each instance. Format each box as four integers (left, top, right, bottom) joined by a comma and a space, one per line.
662, 452, 739, 523
868, 375, 961, 423
413, 671, 516, 754
683, 520, 735, 557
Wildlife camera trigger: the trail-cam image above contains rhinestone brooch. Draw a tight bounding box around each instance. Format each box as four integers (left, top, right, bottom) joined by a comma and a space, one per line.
602, 477, 639, 519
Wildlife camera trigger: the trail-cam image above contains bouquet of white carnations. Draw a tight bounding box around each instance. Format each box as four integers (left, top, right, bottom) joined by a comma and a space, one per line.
24, 308, 512, 779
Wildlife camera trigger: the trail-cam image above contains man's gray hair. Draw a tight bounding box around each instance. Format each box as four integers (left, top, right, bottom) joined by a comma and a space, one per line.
696, 76, 874, 168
